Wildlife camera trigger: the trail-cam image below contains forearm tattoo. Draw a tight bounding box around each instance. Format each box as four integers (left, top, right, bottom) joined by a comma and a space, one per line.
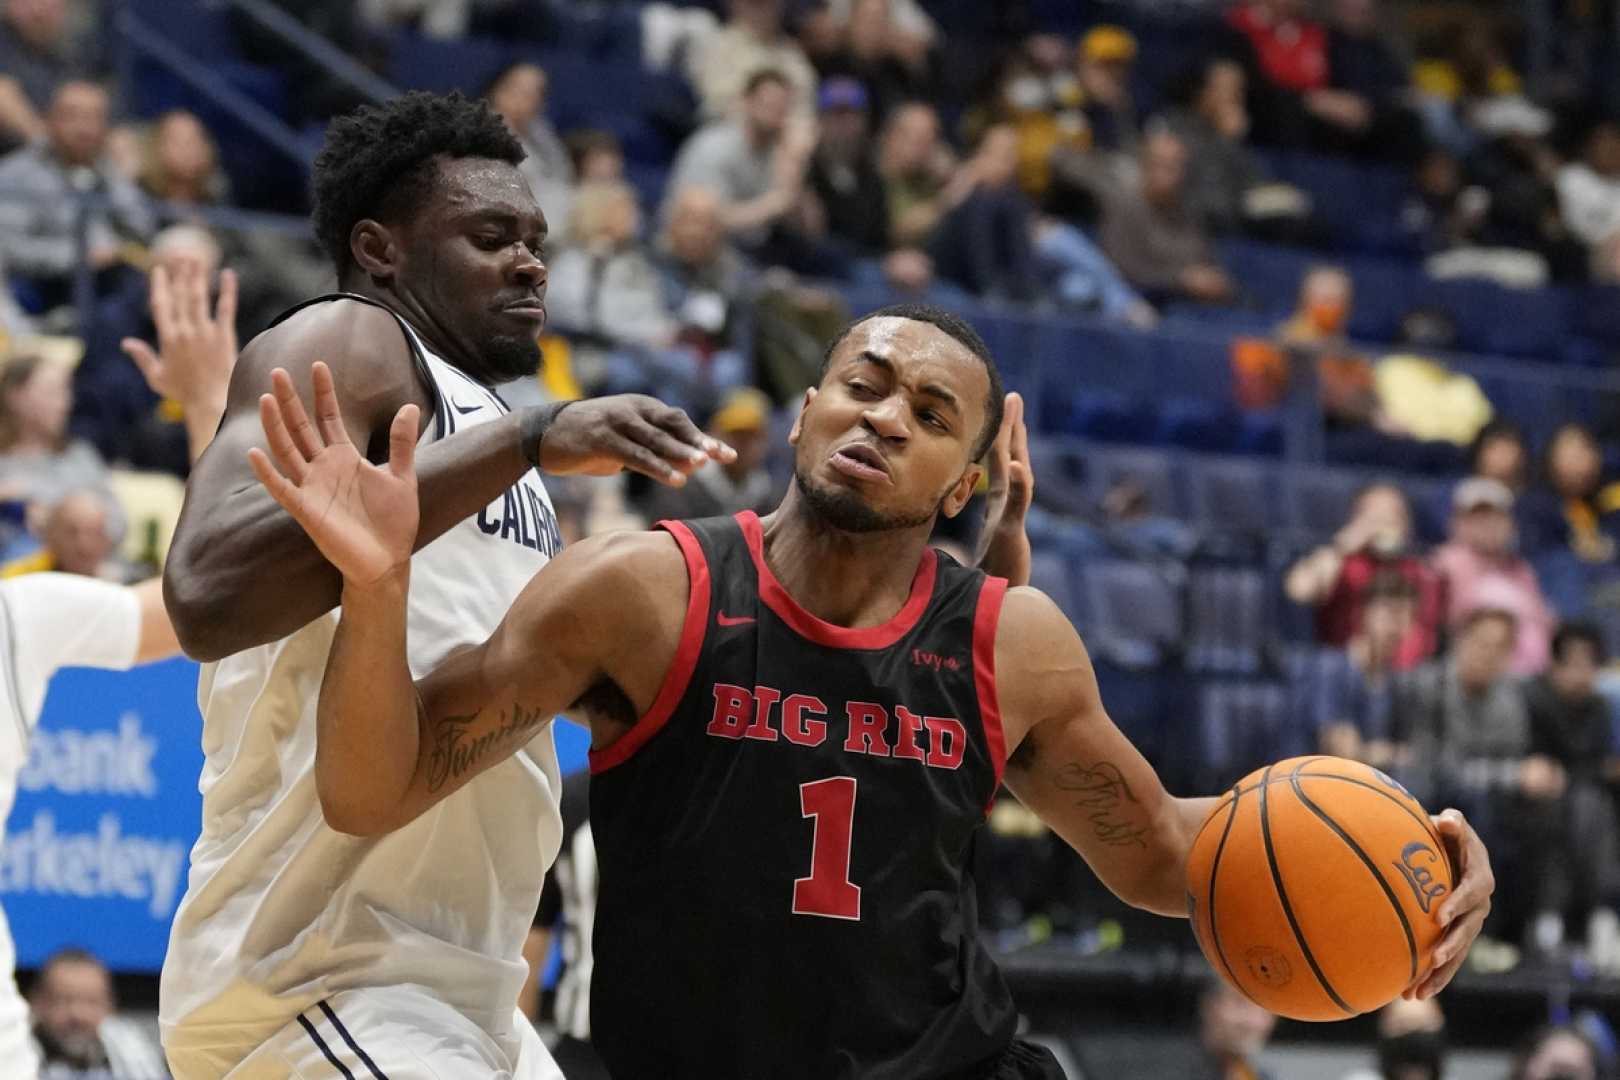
1052, 761, 1149, 849
426, 702, 550, 792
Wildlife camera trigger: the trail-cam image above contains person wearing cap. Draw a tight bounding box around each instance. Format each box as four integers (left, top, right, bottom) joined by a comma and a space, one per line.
1431, 476, 1555, 675
644, 387, 778, 522
806, 77, 889, 256
1075, 24, 1141, 154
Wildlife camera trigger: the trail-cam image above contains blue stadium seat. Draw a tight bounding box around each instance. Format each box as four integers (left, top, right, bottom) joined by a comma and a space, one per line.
1435, 279, 1571, 361
1185, 565, 1267, 675
1156, 399, 1236, 452
1028, 550, 1086, 628
1195, 681, 1295, 790
1063, 390, 1157, 443
1084, 446, 1182, 517
127, 0, 243, 62
1080, 560, 1185, 670
1183, 456, 1277, 539
1029, 438, 1093, 518
1282, 467, 1364, 540
388, 33, 512, 96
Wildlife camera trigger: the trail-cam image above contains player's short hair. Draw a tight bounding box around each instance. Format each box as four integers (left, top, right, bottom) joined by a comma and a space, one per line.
311, 91, 524, 275
820, 304, 1006, 461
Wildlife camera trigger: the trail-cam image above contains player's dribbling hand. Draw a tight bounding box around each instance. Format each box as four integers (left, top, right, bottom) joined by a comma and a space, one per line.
537, 394, 734, 485
248, 362, 421, 589
1404, 808, 1494, 1001
974, 392, 1034, 587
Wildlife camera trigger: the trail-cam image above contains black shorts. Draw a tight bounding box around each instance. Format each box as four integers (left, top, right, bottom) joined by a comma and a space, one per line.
982, 1038, 1069, 1079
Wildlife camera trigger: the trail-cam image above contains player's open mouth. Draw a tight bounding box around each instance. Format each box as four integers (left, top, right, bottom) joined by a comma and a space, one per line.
829, 443, 891, 483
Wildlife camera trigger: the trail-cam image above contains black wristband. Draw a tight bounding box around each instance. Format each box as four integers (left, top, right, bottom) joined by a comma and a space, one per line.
519, 400, 575, 469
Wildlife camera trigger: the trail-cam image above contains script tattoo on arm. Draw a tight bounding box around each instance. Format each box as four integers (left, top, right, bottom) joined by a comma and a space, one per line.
1052, 760, 1149, 849
426, 703, 551, 792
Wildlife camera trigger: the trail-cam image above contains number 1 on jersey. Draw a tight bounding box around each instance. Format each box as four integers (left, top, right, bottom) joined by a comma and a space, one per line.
793, 776, 861, 920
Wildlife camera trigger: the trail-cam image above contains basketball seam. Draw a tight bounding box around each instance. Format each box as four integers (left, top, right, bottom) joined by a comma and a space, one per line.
1205, 784, 1255, 1007
1259, 764, 1357, 1018
1288, 764, 1419, 988
1305, 774, 1445, 853
1225, 769, 1444, 854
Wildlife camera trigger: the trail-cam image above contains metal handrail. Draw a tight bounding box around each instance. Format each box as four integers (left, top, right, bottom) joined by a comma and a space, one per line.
115, 7, 312, 168
218, 0, 400, 105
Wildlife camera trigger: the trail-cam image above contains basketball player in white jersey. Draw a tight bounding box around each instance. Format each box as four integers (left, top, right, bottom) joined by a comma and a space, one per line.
156, 91, 735, 1079
1, 255, 237, 1078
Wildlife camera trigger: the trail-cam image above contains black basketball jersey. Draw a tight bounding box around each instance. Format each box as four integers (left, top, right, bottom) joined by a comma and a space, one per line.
588, 511, 1018, 1080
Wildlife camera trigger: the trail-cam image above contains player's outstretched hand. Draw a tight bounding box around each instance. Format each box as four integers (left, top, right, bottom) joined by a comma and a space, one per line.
1405, 808, 1494, 1000
537, 394, 735, 486
123, 261, 239, 413
974, 391, 1034, 587
248, 362, 421, 588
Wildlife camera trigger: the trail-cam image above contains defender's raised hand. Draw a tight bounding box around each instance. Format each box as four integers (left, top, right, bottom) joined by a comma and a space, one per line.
538, 394, 735, 485
248, 362, 421, 588
974, 391, 1035, 587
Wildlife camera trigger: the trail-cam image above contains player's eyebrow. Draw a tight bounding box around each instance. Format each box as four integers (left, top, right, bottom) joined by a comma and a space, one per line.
855, 350, 962, 414
853, 350, 896, 377
917, 382, 960, 414
455, 208, 548, 237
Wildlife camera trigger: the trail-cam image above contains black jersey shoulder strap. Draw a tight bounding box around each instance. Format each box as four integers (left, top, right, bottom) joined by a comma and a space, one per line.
267, 292, 448, 439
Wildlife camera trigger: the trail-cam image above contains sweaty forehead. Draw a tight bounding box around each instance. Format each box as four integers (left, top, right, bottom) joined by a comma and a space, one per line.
429, 157, 546, 228
839, 316, 983, 376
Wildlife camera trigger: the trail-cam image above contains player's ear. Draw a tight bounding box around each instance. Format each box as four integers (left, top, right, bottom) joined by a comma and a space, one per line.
350, 219, 399, 281
787, 387, 817, 446
940, 463, 984, 520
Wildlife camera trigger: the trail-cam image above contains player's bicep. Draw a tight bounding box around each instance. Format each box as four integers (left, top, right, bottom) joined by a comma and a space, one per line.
998, 589, 1182, 903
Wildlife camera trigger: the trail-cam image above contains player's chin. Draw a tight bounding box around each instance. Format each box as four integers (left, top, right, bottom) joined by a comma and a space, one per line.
482, 331, 544, 380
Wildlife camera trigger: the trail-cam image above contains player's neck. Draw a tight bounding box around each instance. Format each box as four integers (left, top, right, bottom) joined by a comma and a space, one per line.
339, 280, 494, 383
758, 493, 933, 630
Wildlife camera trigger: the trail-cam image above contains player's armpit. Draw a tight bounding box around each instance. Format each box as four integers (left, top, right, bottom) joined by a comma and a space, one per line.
996, 587, 1216, 917
328, 530, 689, 834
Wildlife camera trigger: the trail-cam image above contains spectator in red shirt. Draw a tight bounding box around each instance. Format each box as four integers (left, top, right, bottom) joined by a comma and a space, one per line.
1285, 481, 1442, 668
1222, 0, 1384, 154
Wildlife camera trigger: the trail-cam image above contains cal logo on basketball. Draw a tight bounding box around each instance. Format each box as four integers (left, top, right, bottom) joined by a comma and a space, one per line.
1394, 841, 1448, 913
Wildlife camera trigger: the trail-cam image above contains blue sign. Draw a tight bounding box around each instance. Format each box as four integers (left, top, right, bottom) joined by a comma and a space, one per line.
0, 658, 594, 975
0, 657, 204, 973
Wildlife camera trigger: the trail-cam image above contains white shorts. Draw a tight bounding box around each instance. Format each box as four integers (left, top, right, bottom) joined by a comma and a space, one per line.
0, 975, 39, 1080
166, 987, 562, 1080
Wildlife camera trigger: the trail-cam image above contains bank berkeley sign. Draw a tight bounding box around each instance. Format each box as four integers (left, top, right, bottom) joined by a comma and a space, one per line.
0, 659, 201, 972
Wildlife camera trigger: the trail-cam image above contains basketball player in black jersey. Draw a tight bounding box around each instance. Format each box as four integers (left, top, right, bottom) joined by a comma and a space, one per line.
251, 304, 1496, 1079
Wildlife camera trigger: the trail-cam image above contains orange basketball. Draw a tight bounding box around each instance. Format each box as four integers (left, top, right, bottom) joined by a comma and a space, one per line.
1184, 756, 1453, 1022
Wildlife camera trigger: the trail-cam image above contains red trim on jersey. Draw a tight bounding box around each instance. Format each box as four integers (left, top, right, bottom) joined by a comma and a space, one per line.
736, 511, 937, 650
972, 575, 1009, 810
589, 521, 711, 773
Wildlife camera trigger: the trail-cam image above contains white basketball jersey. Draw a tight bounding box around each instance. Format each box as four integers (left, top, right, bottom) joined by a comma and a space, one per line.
159, 302, 565, 1069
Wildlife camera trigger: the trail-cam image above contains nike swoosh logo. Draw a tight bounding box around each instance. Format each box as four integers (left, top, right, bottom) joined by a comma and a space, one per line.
451, 399, 480, 415
716, 612, 756, 627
